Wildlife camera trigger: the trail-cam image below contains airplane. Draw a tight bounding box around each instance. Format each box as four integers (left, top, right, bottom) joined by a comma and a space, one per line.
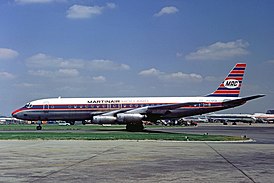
206, 113, 255, 124
12, 63, 264, 131
0, 116, 24, 125
206, 109, 274, 124
252, 112, 274, 123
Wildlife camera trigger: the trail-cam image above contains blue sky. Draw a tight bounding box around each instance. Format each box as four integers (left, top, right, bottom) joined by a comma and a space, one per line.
0, 0, 273, 115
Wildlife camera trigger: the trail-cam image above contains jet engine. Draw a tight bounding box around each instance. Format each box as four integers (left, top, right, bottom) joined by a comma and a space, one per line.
116, 113, 144, 123
92, 116, 116, 124
92, 113, 145, 124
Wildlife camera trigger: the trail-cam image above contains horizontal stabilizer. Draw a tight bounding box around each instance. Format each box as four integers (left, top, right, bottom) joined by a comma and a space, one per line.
223, 94, 265, 107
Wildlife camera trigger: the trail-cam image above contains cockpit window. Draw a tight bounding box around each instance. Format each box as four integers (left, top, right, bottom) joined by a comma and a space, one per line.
25, 103, 33, 108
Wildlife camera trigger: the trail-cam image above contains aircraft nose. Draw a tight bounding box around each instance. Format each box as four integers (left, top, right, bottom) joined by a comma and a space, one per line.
12, 109, 20, 118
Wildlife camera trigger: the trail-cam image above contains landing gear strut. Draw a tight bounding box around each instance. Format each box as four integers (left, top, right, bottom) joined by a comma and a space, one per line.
36, 122, 42, 130
126, 123, 144, 132
68, 121, 75, 125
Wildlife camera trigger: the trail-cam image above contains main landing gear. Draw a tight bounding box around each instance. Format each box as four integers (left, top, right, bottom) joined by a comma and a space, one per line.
68, 121, 75, 125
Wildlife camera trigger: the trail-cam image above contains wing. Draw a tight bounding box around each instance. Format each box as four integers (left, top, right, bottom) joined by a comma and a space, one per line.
100, 109, 132, 116
90, 102, 199, 117
146, 102, 202, 115
91, 109, 131, 116
223, 94, 265, 107
122, 102, 201, 115
123, 95, 265, 116
90, 94, 265, 117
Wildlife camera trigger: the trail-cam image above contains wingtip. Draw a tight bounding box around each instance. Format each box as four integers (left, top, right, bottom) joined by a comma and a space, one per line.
244, 94, 265, 101
256, 94, 266, 98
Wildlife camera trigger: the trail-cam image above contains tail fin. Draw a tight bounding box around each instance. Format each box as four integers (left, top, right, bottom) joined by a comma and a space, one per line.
206, 63, 246, 97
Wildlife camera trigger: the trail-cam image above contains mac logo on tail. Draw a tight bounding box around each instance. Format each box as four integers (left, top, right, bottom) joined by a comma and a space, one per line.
224, 79, 239, 89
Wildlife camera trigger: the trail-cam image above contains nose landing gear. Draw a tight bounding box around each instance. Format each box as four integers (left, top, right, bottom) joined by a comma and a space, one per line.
36, 121, 42, 130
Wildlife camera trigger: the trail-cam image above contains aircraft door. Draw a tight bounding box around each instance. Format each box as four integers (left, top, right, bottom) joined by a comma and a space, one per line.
43, 101, 50, 113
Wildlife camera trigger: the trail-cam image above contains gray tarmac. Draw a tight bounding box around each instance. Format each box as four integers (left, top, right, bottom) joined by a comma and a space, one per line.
1, 124, 274, 183
149, 123, 274, 144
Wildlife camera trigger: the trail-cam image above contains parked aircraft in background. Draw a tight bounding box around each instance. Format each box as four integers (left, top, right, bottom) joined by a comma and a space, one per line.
207, 109, 274, 124
252, 111, 274, 123
12, 63, 264, 131
164, 108, 274, 125
0, 116, 24, 124
207, 113, 254, 123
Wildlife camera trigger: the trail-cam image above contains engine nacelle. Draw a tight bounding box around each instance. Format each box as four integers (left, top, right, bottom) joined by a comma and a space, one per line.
116, 113, 144, 124
92, 116, 116, 124
92, 114, 145, 124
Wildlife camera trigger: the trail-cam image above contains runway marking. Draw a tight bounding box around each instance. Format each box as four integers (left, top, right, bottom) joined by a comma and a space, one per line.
205, 142, 256, 183
29, 144, 120, 182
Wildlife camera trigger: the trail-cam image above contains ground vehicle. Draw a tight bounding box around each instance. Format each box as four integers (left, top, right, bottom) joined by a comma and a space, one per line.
58, 121, 71, 126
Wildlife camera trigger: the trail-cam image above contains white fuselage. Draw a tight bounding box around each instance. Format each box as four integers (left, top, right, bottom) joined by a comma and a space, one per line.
12, 96, 238, 122
29, 96, 231, 106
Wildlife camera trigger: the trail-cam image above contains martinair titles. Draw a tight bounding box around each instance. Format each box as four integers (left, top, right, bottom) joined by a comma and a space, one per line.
12, 63, 264, 131
87, 100, 121, 104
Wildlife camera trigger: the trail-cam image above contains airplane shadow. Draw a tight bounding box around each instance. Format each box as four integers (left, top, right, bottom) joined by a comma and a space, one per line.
143, 129, 179, 134
94, 128, 179, 134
